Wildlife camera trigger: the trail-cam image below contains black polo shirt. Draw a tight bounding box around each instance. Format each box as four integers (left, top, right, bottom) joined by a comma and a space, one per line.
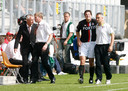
76, 19, 97, 42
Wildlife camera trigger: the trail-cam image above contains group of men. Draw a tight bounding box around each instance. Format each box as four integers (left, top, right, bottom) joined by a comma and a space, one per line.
76, 10, 114, 84
54, 10, 114, 85
57, 10, 114, 85
13, 13, 55, 84
1, 9, 114, 85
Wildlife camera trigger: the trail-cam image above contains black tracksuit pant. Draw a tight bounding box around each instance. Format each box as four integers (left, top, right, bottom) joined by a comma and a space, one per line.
95, 44, 112, 81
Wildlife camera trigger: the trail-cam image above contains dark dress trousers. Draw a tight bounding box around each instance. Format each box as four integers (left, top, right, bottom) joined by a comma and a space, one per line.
14, 22, 37, 81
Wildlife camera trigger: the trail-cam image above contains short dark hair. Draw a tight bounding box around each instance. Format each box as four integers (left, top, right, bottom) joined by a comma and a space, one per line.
84, 10, 92, 16
96, 12, 103, 16
64, 12, 70, 16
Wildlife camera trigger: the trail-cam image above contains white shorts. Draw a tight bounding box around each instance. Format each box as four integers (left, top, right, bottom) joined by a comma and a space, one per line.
79, 42, 96, 58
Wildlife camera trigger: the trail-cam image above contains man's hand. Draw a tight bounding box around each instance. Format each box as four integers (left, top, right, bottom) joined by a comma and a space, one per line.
77, 40, 82, 47
63, 40, 68, 46
108, 45, 113, 52
42, 44, 48, 51
14, 48, 18, 53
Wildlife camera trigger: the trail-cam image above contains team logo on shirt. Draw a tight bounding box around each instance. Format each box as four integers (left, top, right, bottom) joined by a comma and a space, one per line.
92, 23, 94, 25
84, 25, 86, 26
83, 25, 96, 30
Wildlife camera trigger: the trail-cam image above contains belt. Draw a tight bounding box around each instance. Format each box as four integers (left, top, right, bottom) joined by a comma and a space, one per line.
61, 38, 66, 40
96, 44, 109, 46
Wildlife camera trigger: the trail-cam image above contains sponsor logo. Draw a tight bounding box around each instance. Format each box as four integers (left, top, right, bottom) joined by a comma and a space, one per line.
83, 25, 96, 30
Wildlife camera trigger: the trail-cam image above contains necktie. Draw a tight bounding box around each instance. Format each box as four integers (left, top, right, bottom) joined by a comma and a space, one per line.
28, 26, 31, 34
34, 24, 39, 35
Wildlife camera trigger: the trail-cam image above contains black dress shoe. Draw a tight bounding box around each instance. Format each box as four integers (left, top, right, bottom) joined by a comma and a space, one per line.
41, 77, 50, 81
30, 79, 37, 84
37, 78, 43, 82
23, 80, 28, 84
17, 78, 24, 83
50, 77, 56, 84
37, 77, 50, 82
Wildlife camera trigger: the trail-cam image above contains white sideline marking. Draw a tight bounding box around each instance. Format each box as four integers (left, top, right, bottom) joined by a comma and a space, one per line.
107, 87, 128, 91
81, 82, 128, 88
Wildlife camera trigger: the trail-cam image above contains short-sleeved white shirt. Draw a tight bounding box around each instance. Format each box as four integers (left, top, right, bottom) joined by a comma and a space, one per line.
96, 23, 114, 44
5, 39, 22, 60
62, 20, 74, 39
1, 43, 7, 51
36, 20, 53, 43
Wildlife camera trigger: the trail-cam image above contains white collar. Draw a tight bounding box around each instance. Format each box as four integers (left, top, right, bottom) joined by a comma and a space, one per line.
64, 19, 70, 24
39, 20, 44, 25
27, 24, 32, 28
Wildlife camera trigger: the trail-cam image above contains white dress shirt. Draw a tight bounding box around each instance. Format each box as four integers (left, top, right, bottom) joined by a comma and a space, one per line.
5, 39, 22, 60
62, 20, 74, 39
96, 23, 114, 44
27, 24, 32, 33
36, 20, 53, 43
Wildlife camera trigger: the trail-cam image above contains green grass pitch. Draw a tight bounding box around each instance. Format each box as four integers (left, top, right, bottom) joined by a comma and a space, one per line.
1, 73, 128, 91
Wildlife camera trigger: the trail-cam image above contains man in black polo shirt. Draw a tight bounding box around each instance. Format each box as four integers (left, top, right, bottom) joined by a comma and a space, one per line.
76, 10, 97, 84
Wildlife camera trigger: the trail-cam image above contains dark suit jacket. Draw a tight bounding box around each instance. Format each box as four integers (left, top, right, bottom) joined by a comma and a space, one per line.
14, 22, 37, 50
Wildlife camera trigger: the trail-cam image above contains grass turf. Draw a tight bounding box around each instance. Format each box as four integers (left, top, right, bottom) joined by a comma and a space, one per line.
1, 73, 128, 91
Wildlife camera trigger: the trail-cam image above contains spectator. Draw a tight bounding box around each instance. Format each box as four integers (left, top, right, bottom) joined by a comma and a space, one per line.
49, 44, 67, 75
5, 33, 23, 65
58, 12, 74, 69
5, 33, 24, 83
1, 32, 14, 51
95, 12, 114, 84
